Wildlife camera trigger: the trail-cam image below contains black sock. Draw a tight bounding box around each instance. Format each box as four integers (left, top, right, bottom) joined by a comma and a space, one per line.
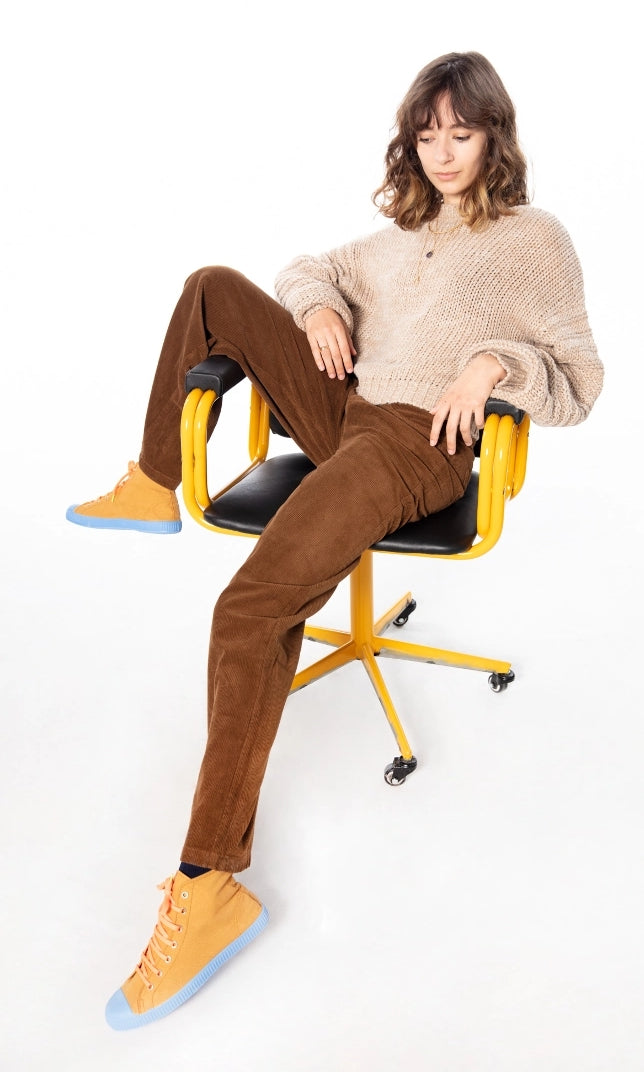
179, 861, 211, 879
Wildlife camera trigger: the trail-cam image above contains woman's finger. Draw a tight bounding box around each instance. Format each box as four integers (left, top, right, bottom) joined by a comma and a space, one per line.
445, 408, 462, 455
429, 403, 447, 445
315, 333, 353, 379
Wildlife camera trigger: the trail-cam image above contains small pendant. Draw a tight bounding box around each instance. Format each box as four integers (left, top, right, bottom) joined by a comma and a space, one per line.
426, 250, 433, 258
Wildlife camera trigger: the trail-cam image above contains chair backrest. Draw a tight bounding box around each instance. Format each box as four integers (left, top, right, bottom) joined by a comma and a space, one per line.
269, 412, 291, 438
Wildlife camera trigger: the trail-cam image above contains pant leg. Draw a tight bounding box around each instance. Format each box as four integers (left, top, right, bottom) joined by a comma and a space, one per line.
181, 392, 474, 872
139, 266, 352, 488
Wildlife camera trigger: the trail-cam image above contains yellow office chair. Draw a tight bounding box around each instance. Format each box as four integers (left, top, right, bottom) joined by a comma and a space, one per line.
181, 356, 530, 785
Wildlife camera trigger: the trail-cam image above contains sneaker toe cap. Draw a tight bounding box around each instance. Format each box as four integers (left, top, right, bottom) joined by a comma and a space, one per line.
105, 988, 137, 1030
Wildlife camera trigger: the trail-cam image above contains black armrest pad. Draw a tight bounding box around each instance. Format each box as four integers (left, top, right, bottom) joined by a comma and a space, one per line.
185, 356, 246, 396
484, 399, 525, 423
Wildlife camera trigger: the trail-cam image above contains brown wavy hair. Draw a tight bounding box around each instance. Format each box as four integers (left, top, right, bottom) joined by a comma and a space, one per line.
373, 52, 528, 231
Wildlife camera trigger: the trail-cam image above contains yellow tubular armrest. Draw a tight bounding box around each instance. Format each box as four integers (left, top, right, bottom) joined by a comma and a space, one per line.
477, 412, 500, 538
194, 390, 217, 509
256, 396, 272, 461
450, 411, 526, 561
511, 415, 530, 498
181, 388, 213, 527
248, 388, 271, 461
181, 382, 275, 534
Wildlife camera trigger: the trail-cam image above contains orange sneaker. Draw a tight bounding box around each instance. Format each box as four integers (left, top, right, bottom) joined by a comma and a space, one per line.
66, 462, 181, 533
105, 870, 268, 1030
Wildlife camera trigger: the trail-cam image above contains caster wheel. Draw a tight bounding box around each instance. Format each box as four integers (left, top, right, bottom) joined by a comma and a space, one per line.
384, 755, 417, 785
393, 598, 417, 627
488, 670, 515, 693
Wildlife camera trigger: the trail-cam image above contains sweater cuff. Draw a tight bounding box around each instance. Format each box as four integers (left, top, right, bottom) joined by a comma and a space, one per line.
291, 299, 354, 335
459, 344, 534, 392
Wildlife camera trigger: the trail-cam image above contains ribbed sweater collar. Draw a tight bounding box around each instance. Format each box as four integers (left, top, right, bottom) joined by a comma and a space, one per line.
432, 202, 464, 228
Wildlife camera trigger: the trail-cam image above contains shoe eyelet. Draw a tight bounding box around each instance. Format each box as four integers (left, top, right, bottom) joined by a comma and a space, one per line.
158, 971, 163, 977
181, 891, 189, 899
165, 956, 172, 963
171, 941, 178, 948
147, 984, 154, 991
181, 908, 187, 915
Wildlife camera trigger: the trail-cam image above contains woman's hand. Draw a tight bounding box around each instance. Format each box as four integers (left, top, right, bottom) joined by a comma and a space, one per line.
430, 353, 505, 454
304, 308, 357, 380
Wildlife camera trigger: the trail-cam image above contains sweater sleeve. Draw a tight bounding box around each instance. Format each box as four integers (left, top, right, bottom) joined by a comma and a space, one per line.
459, 216, 604, 427
275, 237, 372, 335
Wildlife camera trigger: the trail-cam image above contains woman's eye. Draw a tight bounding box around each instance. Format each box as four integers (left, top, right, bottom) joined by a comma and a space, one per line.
454, 135, 471, 143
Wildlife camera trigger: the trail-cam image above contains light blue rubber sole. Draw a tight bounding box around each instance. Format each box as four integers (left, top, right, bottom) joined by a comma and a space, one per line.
105, 905, 269, 1030
66, 505, 181, 534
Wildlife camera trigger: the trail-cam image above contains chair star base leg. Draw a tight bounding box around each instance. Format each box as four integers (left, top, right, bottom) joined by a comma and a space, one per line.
290, 552, 514, 779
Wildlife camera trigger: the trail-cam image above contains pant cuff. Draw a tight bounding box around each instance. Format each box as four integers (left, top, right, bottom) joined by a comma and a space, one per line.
180, 844, 251, 875
138, 455, 179, 491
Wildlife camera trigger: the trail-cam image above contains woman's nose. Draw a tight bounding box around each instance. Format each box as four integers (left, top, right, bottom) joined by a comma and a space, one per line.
435, 138, 454, 164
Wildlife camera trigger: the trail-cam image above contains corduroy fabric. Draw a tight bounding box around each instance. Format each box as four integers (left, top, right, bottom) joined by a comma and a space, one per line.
138, 268, 473, 871
182, 388, 472, 872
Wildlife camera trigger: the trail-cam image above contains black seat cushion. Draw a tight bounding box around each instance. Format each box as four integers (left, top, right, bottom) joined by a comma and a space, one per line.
203, 453, 478, 556
205, 455, 315, 535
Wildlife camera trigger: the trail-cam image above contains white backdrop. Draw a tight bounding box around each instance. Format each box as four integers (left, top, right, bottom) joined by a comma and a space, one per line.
1, 2, 642, 1071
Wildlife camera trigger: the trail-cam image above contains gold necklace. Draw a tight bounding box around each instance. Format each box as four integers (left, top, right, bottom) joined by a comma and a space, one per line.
415, 218, 464, 281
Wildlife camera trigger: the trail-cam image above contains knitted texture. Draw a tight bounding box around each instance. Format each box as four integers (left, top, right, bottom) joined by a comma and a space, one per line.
275, 203, 603, 425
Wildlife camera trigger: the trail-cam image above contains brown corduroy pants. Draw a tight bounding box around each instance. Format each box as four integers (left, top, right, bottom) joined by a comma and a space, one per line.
139, 267, 473, 872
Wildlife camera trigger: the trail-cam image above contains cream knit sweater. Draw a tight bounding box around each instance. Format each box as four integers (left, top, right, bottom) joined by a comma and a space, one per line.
275, 203, 603, 425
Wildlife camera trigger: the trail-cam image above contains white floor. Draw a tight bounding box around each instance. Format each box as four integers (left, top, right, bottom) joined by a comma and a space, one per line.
3, 413, 643, 1072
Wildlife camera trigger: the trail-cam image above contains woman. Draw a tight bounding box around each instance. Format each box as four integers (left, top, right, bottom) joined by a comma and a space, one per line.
67, 52, 603, 1029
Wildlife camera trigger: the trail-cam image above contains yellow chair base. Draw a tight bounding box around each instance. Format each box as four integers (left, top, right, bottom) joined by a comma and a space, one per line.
291, 550, 512, 767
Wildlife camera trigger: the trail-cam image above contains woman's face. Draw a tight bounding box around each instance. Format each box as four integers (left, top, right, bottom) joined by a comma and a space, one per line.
416, 96, 487, 206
